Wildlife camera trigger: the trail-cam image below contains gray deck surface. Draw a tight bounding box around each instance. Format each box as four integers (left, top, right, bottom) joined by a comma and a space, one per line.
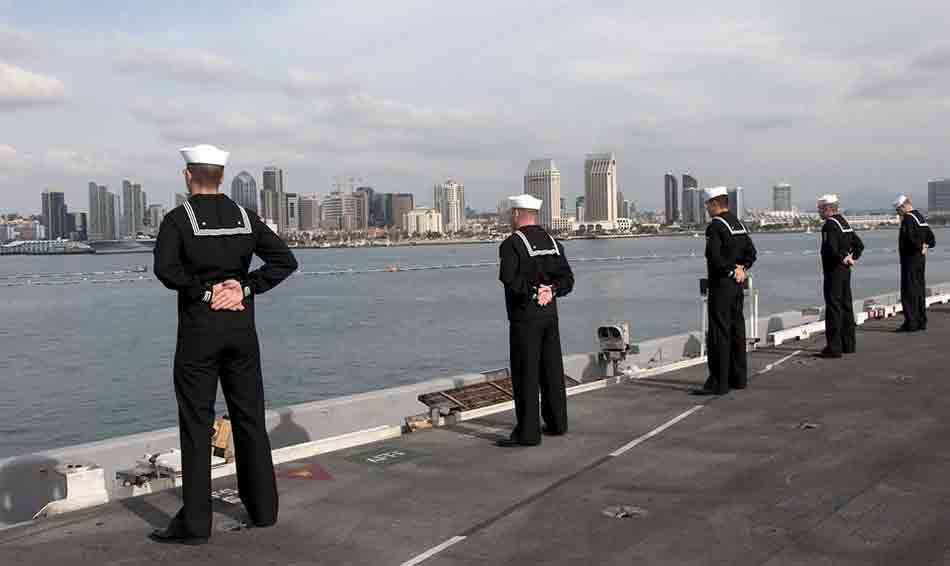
4, 308, 950, 565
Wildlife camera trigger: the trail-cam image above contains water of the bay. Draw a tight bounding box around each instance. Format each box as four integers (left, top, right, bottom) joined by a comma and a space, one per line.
1, 229, 946, 458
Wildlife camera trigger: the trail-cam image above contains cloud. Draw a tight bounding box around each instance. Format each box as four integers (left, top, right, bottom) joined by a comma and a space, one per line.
0, 62, 65, 109
850, 43, 950, 102
0, 24, 34, 59
0, 144, 17, 168
114, 37, 243, 84
283, 69, 357, 98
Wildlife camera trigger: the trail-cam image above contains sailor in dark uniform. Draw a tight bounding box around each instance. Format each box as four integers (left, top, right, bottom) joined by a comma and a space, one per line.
816, 193, 864, 358
151, 144, 298, 544
894, 194, 936, 332
498, 194, 574, 447
694, 187, 757, 396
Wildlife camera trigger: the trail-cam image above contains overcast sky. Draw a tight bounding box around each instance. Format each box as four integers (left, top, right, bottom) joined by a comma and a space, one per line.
1, 1, 949, 215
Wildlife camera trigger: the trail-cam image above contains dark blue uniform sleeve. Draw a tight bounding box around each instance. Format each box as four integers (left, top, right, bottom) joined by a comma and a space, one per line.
551, 242, 575, 297
246, 211, 298, 295
499, 238, 535, 298
153, 214, 209, 302
705, 223, 734, 277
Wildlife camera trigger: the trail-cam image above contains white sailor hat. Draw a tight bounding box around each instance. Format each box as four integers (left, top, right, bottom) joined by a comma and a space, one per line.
893, 194, 909, 209
508, 194, 543, 210
179, 144, 229, 167
817, 193, 839, 207
702, 186, 728, 201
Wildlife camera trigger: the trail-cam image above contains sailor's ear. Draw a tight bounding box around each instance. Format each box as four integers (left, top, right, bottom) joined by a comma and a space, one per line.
183, 168, 192, 186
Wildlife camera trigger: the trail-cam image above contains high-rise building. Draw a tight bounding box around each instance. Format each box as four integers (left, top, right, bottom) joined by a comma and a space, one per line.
773, 183, 793, 212
405, 208, 443, 236
392, 193, 414, 231
285, 193, 300, 233
664, 173, 679, 224
928, 179, 950, 213
523, 159, 561, 229
88, 182, 118, 240
41, 189, 67, 240
355, 187, 379, 226
583, 153, 617, 227
681, 174, 702, 225
147, 204, 165, 236
727, 186, 745, 220
121, 180, 147, 237
560, 197, 567, 217
230, 171, 258, 212
433, 179, 465, 232
262, 167, 285, 233
575, 196, 585, 223
320, 192, 368, 231
67, 211, 87, 241
299, 194, 320, 231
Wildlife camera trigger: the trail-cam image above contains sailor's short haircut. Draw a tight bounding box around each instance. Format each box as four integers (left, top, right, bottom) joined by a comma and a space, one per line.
710, 195, 729, 208
187, 163, 224, 186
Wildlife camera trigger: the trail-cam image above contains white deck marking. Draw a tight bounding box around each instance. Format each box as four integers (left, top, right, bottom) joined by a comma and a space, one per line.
400, 535, 467, 566
609, 405, 704, 457
757, 350, 803, 375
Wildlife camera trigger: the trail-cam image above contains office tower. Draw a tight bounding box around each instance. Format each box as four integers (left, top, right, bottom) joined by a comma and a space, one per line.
262, 166, 285, 233
433, 179, 465, 232
561, 197, 567, 217
682, 174, 708, 225
523, 159, 561, 229
355, 187, 378, 226
147, 205, 165, 236
320, 191, 368, 231
121, 180, 147, 237
285, 193, 300, 232
575, 196, 585, 223
392, 193, 414, 231
928, 179, 950, 212
376, 193, 394, 227
298, 194, 319, 231
583, 153, 617, 226
88, 182, 117, 240
67, 211, 87, 241
405, 208, 443, 236
773, 183, 793, 212
41, 190, 67, 240
230, 171, 258, 213
664, 173, 679, 224
727, 186, 745, 220
105, 191, 118, 239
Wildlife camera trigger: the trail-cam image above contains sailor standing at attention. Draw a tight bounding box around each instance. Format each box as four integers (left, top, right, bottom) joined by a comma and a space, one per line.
816, 194, 864, 358
694, 187, 757, 396
498, 194, 575, 447
894, 194, 936, 333
151, 144, 298, 544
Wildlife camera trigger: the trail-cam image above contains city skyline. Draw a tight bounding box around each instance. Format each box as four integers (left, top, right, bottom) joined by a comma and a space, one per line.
2, 3, 948, 215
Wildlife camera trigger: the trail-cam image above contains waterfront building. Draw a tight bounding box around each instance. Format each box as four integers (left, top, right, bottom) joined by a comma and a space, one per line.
405, 208, 443, 236
664, 173, 679, 225
434, 180, 465, 233
41, 190, 67, 240
584, 153, 617, 228
928, 179, 950, 213
392, 193, 414, 231
773, 183, 793, 212
524, 159, 561, 229
230, 171, 258, 213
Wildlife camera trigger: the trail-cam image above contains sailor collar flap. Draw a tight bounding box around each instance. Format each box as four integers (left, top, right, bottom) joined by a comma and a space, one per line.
908, 210, 929, 227
182, 198, 253, 237
514, 229, 560, 257
827, 216, 853, 233
712, 215, 748, 236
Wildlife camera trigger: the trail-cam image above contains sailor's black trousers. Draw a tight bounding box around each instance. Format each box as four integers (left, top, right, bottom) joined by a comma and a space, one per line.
509, 317, 568, 444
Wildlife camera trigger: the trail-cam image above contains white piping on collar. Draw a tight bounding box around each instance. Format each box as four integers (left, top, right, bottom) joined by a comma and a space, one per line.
712, 216, 748, 235
514, 230, 560, 257
828, 217, 853, 233
908, 211, 929, 227
182, 199, 253, 237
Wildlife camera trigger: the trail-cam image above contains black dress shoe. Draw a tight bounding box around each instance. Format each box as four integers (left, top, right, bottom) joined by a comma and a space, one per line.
691, 387, 726, 396
496, 437, 540, 447
542, 425, 566, 436
895, 325, 918, 333
813, 351, 842, 359
149, 527, 209, 546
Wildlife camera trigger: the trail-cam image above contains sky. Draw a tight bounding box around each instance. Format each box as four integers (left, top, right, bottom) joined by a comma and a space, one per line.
1, 0, 949, 215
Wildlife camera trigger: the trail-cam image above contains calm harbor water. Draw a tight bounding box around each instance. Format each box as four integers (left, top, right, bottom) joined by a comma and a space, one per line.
1, 229, 947, 459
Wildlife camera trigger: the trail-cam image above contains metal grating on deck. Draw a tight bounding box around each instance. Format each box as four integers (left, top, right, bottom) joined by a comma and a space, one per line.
418, 369, 581, 414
